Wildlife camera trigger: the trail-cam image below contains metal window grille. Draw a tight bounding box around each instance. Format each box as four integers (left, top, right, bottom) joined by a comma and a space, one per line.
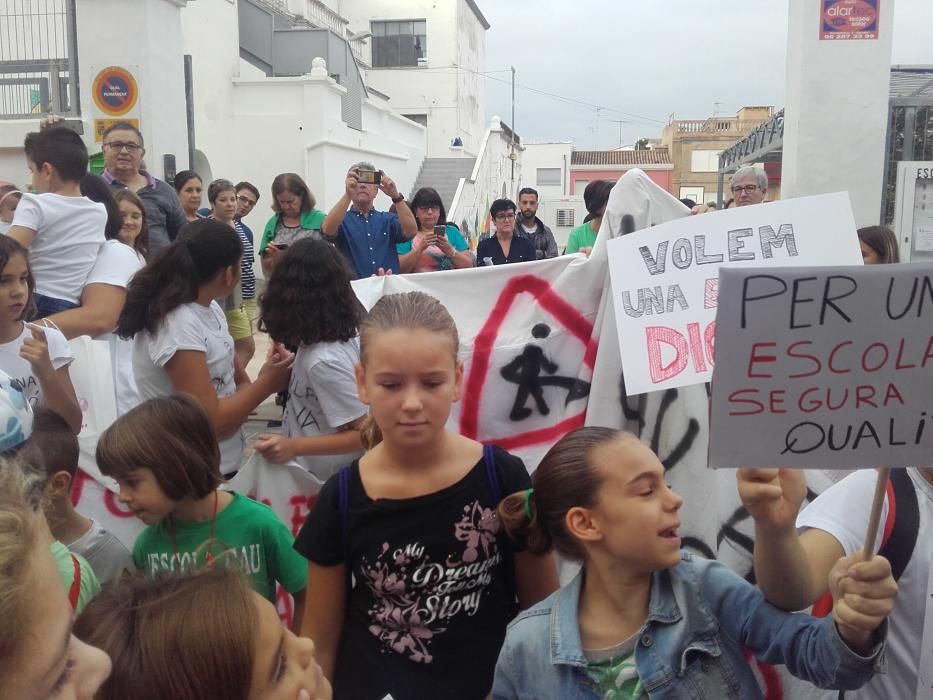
556, 209, 575, 227
0, 0, 79, 118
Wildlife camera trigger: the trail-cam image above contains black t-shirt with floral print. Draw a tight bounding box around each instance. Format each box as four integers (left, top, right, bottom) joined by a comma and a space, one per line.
295, 446, 530, 700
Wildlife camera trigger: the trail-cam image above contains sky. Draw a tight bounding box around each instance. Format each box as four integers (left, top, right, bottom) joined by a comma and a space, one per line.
482, 1, 932, 150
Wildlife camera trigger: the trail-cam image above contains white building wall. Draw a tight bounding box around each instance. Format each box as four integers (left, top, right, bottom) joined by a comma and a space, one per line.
0, 0, 190, 183
782, 0, 895, 227
449, 116, 523, 245
224, 65, 425, 249
521, 142, 574, 199
177, 3, 427, 261
334, 0, 487, 158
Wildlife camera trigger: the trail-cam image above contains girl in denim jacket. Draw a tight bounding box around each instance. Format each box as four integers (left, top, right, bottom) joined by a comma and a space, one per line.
492, 428, 897, 699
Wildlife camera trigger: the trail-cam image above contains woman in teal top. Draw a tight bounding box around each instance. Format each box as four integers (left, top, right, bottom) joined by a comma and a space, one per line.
259, 173, 325, 277
397, 187, 474, 272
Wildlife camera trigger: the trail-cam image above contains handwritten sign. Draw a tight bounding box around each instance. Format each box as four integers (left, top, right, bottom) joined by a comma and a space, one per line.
709, 263, 933, 469
607, 193, 862, 396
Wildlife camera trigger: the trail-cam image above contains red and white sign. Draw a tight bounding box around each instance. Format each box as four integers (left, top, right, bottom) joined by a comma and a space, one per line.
607, 193, 862, 396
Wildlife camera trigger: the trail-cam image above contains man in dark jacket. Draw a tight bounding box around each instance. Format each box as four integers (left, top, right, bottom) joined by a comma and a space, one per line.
516, 187, 558, 259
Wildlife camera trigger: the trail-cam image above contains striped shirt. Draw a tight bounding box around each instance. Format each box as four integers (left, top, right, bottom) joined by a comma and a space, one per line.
234, 220, 256, 299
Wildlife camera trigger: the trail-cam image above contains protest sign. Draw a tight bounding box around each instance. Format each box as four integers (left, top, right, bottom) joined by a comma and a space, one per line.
709, 263, 933, 469
606, 192, 862, 396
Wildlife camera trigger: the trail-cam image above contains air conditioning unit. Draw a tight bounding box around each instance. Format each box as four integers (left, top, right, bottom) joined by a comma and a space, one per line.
556, 209, 575, 227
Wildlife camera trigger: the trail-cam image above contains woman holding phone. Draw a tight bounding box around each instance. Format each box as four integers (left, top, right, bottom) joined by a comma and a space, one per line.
397, 187, 474, 273
259, 173, 325, 277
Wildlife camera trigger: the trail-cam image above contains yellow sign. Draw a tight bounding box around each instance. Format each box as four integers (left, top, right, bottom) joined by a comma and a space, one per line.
95, 118, 140, 143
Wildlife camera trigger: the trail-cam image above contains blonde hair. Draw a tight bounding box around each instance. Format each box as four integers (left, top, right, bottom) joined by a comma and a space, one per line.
358, 292, 459, 449
0, 457, 48, 678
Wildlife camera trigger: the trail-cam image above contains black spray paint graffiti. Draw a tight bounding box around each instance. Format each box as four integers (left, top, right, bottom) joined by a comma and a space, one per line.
620, 373, 713, 557
500, 323, 590, 421
619, 373, 820, 572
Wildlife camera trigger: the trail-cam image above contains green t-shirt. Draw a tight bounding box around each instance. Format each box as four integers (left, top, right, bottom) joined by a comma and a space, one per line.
584, 635, 647, 700
565, 222, 598, 254
132, 492, 307, 602
52, 540, 101, 615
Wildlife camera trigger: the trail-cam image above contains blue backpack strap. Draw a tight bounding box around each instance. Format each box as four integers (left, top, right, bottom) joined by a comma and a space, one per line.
337, 466, 352, 588
483, 444, 517, 612
483, 444, 502, 502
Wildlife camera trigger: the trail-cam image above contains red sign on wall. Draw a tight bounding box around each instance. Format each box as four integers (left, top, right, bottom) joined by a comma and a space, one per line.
820, 0, 880, 41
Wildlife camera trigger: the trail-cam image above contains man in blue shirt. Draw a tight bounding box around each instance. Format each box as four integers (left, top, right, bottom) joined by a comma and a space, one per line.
322, 162, 417, 277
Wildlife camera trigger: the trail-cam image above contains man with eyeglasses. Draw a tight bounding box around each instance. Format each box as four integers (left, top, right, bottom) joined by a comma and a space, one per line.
729, 165, 768, 207
101, 122, 187, 252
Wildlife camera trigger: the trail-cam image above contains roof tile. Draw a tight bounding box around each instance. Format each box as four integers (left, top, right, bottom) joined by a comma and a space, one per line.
571, 148, 672, 166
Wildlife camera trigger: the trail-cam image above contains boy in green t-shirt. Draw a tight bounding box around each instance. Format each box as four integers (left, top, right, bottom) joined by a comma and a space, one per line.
565, 180, 613, 255
97, 395, 308, 630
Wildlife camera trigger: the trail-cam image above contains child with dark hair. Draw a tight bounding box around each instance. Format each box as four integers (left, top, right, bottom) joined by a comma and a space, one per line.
6, 127, 107, 317
97, 394, 308, 630
256, 239, 367, 477
31, 408, 132, 583
118, 218, 293, 474
493, 428, 897, 699
0, 236, 81, 432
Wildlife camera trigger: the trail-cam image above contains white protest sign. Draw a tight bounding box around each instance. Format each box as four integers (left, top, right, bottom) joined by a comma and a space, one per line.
607, 193, 862, 396
709, 263, 933, 469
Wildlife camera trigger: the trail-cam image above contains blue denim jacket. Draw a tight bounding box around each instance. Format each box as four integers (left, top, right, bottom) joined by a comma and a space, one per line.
493, 552, 886, 699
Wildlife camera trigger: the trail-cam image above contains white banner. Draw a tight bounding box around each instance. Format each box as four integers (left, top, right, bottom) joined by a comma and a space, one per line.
710, 263, 933, 469
606, 193, 862, 396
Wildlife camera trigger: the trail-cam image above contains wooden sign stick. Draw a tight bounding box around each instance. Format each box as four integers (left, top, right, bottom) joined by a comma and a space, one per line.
862, 467, 891, 561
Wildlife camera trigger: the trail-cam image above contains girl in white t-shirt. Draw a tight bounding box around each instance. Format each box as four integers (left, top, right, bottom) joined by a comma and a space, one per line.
47, 182, 149, 415
116, 218, 293, 475
0, 236, 81, 431
255, 239, 367, 478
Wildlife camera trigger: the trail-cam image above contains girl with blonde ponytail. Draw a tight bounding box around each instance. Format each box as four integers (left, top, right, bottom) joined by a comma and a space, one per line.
294, 291, 558, 700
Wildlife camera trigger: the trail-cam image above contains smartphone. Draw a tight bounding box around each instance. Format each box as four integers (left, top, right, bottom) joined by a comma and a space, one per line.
357, 169, 382, 186
432, 225, 446, 240
274, 243, 289, 250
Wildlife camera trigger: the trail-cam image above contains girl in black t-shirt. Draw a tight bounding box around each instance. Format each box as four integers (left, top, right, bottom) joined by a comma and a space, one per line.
295, 291, 559, 700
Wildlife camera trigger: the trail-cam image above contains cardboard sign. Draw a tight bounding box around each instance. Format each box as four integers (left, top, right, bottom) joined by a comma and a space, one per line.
709, 263, 933, 469
820, 0, 880, 41
607, 193, 861, 396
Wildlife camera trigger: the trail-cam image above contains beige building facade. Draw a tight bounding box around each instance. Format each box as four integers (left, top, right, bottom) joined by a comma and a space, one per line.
662, 106, 775, 205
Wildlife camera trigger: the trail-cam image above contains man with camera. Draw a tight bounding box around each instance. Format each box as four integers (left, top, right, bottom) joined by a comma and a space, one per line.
322, 162, 417, 278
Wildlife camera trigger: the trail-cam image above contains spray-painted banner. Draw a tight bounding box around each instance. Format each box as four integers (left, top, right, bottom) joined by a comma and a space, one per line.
711, 263, 933, 469
607, 193, 862, 396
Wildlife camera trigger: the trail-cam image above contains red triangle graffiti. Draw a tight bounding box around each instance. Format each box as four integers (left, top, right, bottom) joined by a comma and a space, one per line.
460, 275, 598, 450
